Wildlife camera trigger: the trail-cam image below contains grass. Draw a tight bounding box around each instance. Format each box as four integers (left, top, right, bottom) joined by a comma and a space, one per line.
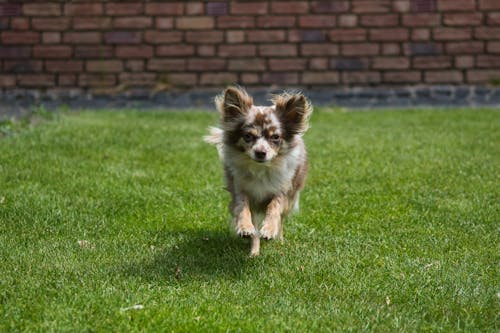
0, 108, 498, 332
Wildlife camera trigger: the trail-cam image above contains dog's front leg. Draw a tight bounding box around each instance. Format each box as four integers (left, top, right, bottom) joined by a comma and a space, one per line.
260, 195, 286, 240
233, 194, 256, 238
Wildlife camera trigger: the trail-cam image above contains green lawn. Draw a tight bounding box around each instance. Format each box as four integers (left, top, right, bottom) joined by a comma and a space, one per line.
0, 108, 498, 332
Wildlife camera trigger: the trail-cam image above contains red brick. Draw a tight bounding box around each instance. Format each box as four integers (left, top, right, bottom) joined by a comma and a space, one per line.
301, 43, 339, 56
342, 71, 381, 84
260, 44, 297, 57
144, 31, 182, 44
32, 18, 70, 31
59, 75, 76, 86
87, 60, 123, 73
330, 29, 366, 42
198, 45, 216, 56
4, 60, 42, 73
311, 1, 349, 13
106, 3, 143, 16
382, 43, 401, 55
455, 55, 474, 68
310, 58, 329, 70
256, 16, 296, 28
166, 73, 197, 87
247, 30, 285, 43
186, 31, 224, 44
383, 71, 420, 83
33, 46, 71, 58
228, 59, 266, 71
403, 14, 441, 27
425, 70, 463, 83
262, 72, 299, 85
361, 14, 398, 27
218, 16, 255, 29
269, 59, 307, 71
413, 56, 452, 68
125, 60, 144, 72
299, 15, 336, 28
156, 18, 174, 30
370, 28, 409, 41
339, 15, 358, 27
240, 73, 259, 85
438, 0, 476, 11
156, 45, 195, 57
412, 28, 431, 41
176, 17, 214, 30
393, 1, 411, 12
200, 73, 237, 86
64, 3, 102, 16
434, 28, 471, 40
302, 72, 339, 84
148, 59, 186, 72
42, 32, 60, 44
487, 41, 500, 53
352, 0, 391, 13
487, 13, 500, 25
226, 31, 245, 43
186, 2, 204, 15
145, 3, 184, 15
231, 2, 268, 15
445, 41, 484, 54
0, 4, 21, 17
23, 3, 61, 16
79, 74, 116, 87
0, 75, 16, 87
466, 70, 500, 83
18, 74, 55, 87
444, 13, 482, 26
475, 27, 500, 40
0, 47, 30, 59
2, 32, 39, 44
11, 18, 30, 31
114, 17, 152, 29
105, 31, 142, 44
73, 18, 112, 30
74, 46, 113, 59
477, 55, 500, 68
373, 57, 409, 69
188, 59, 226, 71
45, 61, 83, 73
116, 46, 153, 58
479, 0, 500, 9
271, 1, 308, 14
341, 43, 379, 56
119, 73, 156, 86
63, 32, 100, 44
219, 45, 257, 57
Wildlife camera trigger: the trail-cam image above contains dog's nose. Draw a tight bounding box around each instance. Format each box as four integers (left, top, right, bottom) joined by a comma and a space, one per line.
254, 150, 266, 160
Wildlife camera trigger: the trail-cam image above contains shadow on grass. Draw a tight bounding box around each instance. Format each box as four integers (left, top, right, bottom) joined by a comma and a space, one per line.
122, 229, 254, 283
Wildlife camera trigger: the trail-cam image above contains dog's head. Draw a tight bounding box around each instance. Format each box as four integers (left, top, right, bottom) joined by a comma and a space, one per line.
216, 86, 312, 164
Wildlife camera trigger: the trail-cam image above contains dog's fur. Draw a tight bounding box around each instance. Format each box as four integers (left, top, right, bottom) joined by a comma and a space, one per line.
204, 86, 312, 256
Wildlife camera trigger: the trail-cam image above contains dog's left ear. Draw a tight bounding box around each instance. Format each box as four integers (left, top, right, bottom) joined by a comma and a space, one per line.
215, 86, 253, 122
274, 93, 312, 136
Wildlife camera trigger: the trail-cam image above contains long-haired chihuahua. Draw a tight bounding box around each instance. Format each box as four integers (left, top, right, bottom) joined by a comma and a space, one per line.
204, 86, 312, 256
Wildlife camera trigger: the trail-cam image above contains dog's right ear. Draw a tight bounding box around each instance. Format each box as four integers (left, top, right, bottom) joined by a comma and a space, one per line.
215, 86, 253, 122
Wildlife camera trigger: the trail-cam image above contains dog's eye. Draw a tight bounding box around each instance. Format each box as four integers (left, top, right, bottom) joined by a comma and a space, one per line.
270, 134, 280, 141
243, 133, 254, 142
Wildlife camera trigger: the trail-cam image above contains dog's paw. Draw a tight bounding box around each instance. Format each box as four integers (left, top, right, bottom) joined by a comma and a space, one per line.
260, 222, 279, 240
236, 223, 256, 238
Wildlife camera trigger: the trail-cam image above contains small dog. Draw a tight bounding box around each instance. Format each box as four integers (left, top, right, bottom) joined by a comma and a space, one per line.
204, 86, 312, 256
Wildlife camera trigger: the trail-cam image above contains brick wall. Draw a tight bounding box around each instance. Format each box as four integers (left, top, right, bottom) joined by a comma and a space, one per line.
1, 0, 500, 94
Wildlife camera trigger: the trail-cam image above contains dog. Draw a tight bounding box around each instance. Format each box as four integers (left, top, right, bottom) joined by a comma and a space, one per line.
204, 86, 312, 256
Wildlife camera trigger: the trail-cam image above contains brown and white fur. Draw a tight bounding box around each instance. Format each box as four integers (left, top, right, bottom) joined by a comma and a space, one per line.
204, 86, 312, 256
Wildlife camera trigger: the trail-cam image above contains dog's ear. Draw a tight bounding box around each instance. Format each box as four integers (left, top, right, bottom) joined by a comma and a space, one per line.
274, 92, 312, 137
215, 86, 253, 122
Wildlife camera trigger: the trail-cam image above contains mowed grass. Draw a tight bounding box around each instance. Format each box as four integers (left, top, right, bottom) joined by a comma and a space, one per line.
0, 108, 498, 332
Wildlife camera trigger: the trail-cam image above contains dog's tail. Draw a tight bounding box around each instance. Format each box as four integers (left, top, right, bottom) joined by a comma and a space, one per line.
203, 126, 224, 159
